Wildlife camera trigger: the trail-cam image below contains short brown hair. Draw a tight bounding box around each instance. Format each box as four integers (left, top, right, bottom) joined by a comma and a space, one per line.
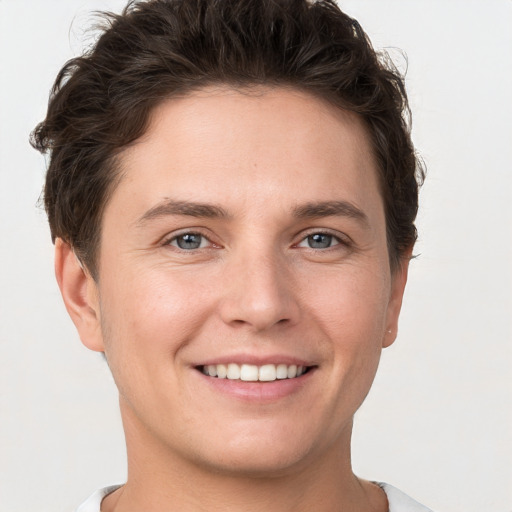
31, 0, 424, 278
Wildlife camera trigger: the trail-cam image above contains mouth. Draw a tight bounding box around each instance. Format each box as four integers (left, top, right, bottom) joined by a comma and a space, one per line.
197, 363, 313, 382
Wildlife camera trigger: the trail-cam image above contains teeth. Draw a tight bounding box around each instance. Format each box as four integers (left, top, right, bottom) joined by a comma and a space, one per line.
258, 364, 276, 381
240, 364, 259, 381
201, 363, 309, 381
287, 364, 297, 378
216, 364, 227, 379
227, 363, 240, 380
276, 364, 288, 379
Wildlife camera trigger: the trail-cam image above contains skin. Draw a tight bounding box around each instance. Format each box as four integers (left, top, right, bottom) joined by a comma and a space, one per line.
56, 87, 410, 512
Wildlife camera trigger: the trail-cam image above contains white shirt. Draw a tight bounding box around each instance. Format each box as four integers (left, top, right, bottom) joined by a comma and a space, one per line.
76, 482, 434, 511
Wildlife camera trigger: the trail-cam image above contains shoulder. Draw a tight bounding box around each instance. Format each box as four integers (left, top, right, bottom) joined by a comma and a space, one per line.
376, 482, 436, 512
75, 485, 122, 512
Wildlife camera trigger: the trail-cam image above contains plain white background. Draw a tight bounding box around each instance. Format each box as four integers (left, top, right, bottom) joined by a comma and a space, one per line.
0, 1, 511, 511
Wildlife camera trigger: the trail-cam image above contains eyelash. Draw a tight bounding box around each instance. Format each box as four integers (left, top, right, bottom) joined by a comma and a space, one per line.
295, 231, 346, 250
163, 229, 350, 252
163, 230, 216, 251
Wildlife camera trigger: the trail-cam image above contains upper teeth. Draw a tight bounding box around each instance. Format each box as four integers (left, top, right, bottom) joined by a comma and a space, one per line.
201, 363, 307, 381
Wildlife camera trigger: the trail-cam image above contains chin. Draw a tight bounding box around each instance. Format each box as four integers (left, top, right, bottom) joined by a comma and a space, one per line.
195, 444, 315, 478
181, 416, 345, 478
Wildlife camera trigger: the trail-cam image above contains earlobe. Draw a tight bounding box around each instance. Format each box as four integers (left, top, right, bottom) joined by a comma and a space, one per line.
54, 238, 105, 352
382, 251, 412, 348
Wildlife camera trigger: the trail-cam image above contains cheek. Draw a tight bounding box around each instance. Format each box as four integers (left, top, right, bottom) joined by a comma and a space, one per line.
305, 265, 389, 338
97, 267, 212, 368
96, 272, 200, 417
305, 266, 389, 392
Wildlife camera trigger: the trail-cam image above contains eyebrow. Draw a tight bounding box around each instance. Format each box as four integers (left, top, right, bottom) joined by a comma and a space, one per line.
136, 198, 369, 227
137, 199, 229, 225
293, 200, 369, 226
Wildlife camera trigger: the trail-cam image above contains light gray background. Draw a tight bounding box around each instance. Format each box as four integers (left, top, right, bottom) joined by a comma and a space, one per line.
1, 1, 511, 511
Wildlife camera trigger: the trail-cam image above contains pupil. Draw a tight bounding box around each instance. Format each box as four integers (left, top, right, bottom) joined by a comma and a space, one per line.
309, 233, 332, 249
177, 234, 201, 249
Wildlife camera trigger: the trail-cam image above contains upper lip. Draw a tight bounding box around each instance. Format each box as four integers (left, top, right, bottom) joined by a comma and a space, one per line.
194, 354, 316, 367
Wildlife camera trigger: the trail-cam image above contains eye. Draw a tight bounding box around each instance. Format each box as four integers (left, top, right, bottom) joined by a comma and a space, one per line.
297, 232, 341, 249
168, 232, 210, 250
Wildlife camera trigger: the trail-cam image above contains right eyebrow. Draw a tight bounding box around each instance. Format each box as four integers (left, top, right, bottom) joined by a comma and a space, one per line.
136, 199, 230, 226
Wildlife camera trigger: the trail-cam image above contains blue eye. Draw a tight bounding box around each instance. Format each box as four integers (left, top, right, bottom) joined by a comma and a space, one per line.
169, 233, 208, 250
298, 233, 340, 249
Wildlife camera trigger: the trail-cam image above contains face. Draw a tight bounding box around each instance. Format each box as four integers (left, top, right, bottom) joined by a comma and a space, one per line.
69, 87, 408, 476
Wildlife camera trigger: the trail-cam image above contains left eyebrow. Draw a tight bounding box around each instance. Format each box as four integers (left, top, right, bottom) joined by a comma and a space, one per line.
136, 199, 230, 226
293, 200, 369, 227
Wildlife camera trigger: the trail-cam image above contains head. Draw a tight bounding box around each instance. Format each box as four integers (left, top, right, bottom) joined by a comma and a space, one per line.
32, 0, 423, 280
32, 0, 424, 480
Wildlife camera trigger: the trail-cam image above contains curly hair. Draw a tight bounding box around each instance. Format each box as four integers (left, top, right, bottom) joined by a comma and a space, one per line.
31, 0, 424, 279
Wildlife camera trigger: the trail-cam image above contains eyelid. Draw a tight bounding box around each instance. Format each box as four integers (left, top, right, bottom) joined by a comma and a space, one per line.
294, 228, 352, 248
161, 228, 220, 249
159, 227, 351, 250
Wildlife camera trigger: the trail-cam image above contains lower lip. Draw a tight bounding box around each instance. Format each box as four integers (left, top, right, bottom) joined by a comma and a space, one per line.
194, 368, 316, 402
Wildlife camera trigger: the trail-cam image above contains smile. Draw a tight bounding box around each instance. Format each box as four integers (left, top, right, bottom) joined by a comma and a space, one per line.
199, 363, 311, 381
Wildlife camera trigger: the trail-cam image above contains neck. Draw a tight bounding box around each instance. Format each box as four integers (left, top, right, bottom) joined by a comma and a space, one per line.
103, 401, 386, 512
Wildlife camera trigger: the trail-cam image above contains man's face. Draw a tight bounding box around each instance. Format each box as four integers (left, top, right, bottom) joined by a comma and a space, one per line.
78, 87, 407, 475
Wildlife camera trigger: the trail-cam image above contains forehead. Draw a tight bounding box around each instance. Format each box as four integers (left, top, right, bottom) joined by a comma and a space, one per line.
146, 86, 372, 161
110, 86, 382, 224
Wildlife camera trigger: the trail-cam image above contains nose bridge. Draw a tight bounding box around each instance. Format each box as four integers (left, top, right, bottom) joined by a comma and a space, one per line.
219, 242, 299, 331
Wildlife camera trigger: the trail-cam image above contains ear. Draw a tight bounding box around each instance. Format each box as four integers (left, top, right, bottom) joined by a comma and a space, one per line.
382, 249, 412, 348
54, 238, 105, 352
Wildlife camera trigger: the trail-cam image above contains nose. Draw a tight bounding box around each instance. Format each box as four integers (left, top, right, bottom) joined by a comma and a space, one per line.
218, 249, 301, 332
